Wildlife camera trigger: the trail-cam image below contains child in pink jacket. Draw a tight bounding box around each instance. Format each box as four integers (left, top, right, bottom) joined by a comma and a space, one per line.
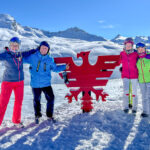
120, 38, 139, 114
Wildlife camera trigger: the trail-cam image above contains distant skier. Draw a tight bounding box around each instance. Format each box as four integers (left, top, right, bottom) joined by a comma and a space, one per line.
23, 41, 69, 124
136, 42, 150, 117
0, 37, 37, 127
119, 38, 139, 114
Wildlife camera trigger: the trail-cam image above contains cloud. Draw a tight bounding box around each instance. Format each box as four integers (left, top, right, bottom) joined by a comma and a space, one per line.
100, 25, 115, 29
98, 20, 115, 29
98, 20, 105, 24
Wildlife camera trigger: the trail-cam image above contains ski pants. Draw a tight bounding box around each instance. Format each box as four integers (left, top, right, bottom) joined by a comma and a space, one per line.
0, 81, 24, 125
139, 83, 150, 114
32, 86, 55, 118
122, 78, 138, 110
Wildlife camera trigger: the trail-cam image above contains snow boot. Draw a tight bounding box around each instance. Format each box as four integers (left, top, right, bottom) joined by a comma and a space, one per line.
123, 109, 129, 113
141, 113, 149, 118
129, 104, 132, 109
47, 117, 56, 123
132, 110, 137, 114
14, 122, 24, 128
35, 117, 41, 124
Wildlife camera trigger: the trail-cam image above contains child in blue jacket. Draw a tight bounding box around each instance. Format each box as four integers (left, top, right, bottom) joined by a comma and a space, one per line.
24, 41, 69, 123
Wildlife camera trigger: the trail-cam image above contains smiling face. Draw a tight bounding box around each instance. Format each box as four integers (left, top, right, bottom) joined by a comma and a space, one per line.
9, 42, 19, 51
40, 45, 49, 55
124, 43, 133, 51
137, 47, 146, 54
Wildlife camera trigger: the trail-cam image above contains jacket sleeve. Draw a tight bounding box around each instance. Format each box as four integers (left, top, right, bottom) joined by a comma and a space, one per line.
0, 51, 7, 60
23, 56, 31, 64
145, 54, 150, 59
50, 58, 66, 72
22, 49, 38, 58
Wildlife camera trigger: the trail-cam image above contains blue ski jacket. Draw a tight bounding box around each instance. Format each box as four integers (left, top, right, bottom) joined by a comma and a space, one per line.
0, 48, 37, 82
23, 49, 66, 88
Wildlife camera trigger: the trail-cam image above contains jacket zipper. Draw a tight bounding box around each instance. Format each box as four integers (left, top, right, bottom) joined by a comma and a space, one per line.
143, 60, 145, 67
13, 57, 20, 81
18, 61, 20, 81
7, 48, 22, 81
127, 55, 131, 79
140, 59, 146, 83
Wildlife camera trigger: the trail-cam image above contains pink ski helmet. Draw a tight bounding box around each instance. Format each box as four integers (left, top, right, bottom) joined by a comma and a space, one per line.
124, 37, 134, 45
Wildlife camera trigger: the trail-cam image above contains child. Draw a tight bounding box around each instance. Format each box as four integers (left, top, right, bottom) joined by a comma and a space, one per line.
136, 42, 150, 117
0, 37, 37, 127
23, 41, 69, 124
120, 38, 139, 114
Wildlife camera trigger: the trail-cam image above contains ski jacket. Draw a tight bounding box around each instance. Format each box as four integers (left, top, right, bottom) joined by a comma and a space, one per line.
137, 54, 150, 83
0, 48, 37, 82
23, 49, 66, 88
120, 50, 138, 79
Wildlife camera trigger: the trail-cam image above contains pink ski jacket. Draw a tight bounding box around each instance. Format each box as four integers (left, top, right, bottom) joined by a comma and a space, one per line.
120, 50, 138, 79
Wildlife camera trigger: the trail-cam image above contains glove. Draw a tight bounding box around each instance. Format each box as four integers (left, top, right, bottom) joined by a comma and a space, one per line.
119, 67, 122, 72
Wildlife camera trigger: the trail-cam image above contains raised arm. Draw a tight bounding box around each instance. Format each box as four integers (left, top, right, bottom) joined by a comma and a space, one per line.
22, 48, 38, 58
50, 57, 66, 72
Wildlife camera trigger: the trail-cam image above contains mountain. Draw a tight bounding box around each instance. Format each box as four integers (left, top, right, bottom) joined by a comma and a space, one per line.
0, 14, 106, 42
0, 14, 19, 31
111, 34, 127, 45
0, 14, 121, 58
42, 27, 106, 41
111, 34, 150, 48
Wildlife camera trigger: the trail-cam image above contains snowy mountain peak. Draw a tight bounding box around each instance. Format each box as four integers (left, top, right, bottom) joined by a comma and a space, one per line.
64, 27, 87, 33
111, 34, 128, 44
0, 14, 15, 22
49, 27, 107, 42
0, 14, 19, 31
114, 34, 126, 40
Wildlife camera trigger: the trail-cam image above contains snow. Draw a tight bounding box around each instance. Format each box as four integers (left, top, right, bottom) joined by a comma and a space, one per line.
0, 79, 150, 150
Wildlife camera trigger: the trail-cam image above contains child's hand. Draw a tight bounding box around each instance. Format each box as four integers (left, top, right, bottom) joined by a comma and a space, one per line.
66, 64, 70, 70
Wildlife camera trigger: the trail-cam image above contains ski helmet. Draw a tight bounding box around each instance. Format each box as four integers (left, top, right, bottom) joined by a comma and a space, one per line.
9, 37, 21, 44
124, 37, 134, 45
136, 42, 146, 49
39, 41, 50, 55
136, 42, 146, 57
40, 41, 50, 50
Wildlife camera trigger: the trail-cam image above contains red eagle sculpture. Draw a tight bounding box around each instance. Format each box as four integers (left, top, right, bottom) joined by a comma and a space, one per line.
54, 51, 120, 112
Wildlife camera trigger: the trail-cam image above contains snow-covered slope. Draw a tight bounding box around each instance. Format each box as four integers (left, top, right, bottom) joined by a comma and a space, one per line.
0, 80, 149, 150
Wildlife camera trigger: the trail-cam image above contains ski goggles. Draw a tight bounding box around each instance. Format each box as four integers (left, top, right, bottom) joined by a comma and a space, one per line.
9, 37, 21, 45
136, 43, 145, 49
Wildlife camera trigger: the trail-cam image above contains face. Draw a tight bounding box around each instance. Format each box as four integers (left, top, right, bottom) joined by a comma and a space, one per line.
40, 45, 49, 55
137, 47, 146, 54
124, 43, 133, 50
9, 42, 19, 51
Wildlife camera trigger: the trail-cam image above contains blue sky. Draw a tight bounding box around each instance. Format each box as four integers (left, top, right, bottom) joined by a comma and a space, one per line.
0, 0, 150, 39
